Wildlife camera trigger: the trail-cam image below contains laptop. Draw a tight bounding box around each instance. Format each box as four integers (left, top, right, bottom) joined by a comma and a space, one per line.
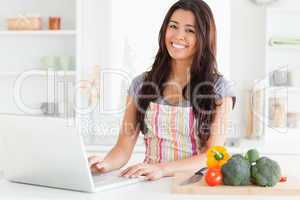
0, 114, 144, 192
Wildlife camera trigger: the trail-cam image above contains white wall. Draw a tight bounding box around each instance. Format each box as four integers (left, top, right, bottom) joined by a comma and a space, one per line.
206, 0, 231, 78
229, 0, 266, 137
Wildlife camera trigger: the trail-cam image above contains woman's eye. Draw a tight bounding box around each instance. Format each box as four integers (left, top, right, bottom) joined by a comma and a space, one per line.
169, 24, 177, 29
186, 29, 195, 33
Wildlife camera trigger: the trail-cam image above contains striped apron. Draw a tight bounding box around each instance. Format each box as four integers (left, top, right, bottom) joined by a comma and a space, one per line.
143, 102, 202, 164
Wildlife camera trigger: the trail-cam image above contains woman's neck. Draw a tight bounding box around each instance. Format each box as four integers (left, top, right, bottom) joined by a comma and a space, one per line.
169, 59, 192, 83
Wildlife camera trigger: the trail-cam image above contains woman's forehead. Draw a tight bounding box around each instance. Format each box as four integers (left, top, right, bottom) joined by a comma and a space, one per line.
169, 9, 196, 26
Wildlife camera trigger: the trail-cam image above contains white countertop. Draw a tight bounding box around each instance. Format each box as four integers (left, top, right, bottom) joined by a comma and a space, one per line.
0, 173, 299, 200
1, 137, 300, 199
1, 151, 300, 200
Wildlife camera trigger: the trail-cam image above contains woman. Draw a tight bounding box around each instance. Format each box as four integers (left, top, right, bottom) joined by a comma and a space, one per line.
89, 0, 235, 181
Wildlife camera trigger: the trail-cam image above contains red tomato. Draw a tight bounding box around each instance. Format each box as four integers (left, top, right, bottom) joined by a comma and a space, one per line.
279, 176, 287, 182
204, 167, 223, 186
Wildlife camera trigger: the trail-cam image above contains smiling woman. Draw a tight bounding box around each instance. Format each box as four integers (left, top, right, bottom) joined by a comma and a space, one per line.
88, 0, 235, 182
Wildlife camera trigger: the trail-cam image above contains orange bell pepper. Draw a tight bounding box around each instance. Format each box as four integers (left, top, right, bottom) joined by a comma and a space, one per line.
206, 146, 230, 168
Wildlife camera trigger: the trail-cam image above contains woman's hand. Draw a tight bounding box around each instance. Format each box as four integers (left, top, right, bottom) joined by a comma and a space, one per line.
120, 163, 166, 181
88, 156, 110, 174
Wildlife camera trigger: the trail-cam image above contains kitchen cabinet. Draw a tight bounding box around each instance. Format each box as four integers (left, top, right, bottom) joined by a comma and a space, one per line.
262, 6, 300, 144
0, 0, 79, 117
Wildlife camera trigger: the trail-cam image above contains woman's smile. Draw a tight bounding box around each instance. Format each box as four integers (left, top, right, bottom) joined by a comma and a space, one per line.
171, 42, 188, 49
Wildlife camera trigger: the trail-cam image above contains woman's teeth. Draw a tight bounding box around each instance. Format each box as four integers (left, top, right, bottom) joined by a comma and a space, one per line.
172, 43, 186, 49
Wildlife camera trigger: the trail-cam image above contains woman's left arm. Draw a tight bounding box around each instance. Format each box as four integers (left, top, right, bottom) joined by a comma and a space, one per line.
120, 97, 233, 181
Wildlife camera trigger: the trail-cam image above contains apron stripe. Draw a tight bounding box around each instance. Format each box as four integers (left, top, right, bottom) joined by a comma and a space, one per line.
177, 108, 182, 159
158, 138, 163, 162
171, 106, 178, 161
148, 104, 154, 162
155, 103, 162, 162
189, 107, 197, 155
180, 108, 187, 158
168, 105, 173, 161
151, 103, 157, 161
155, 103, 159, 136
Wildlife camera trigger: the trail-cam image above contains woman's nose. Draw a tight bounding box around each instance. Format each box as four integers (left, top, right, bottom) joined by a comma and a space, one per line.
175, 28, 186, 41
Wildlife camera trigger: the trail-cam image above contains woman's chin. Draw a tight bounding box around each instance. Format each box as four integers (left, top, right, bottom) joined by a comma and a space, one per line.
169, 55, 192, 61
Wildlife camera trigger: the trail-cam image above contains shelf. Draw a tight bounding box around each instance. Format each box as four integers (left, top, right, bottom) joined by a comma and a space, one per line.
267, 86, 300, 91
0, 30, 76, 36
268, 45, 300, 51
267, 127, 299, 132
266, 87, 300, 99
0, 70, 76, 76
267, 8, 300, 14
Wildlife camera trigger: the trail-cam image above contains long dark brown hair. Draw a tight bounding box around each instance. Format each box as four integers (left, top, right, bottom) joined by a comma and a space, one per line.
136, 0, 221, 149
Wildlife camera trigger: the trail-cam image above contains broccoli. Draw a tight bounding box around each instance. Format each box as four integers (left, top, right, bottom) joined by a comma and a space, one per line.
251, 157, 281, 187
245, 149, 260, 164
221, 154, 251, 186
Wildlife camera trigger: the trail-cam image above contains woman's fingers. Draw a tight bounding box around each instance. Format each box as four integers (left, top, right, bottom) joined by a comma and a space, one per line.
120, 164, 143, 177
120, 166, 139, 177
120, 165, 134, 176
90, 165, 99, 173
120, 163, 163, 180
145, 172, 159, 181
131, 168, 149, 178
119, 168, 130, 176
88, 156, 105, 174
90, 161, 106, 174
88, 156, 101, 168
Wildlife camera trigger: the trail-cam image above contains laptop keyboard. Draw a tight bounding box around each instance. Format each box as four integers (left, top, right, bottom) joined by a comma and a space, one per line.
92, 171, 144, 187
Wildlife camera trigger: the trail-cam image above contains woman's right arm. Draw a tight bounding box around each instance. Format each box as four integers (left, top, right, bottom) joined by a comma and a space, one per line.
89, 95, 140, 173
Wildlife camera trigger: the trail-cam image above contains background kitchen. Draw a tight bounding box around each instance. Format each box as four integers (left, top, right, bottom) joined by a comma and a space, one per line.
0, 0, 300, 172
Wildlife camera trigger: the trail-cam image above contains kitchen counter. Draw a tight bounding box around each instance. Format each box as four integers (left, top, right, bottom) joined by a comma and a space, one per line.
1, 135, 299, 199
1, 151, 300, 200
0, 172, 299, 200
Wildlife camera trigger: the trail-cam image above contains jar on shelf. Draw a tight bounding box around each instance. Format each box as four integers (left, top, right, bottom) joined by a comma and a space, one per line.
288, 68, 300, 87
287, 113, 300, 128
7, 15, 42, 30
48, 16, 61, 30
58, 56, 73, 71
40, 56, 59, 70
268, 97, 287, 128
269, 68, 288, 87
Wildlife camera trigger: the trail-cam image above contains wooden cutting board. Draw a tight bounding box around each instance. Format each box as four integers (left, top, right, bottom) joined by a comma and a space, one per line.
171, 172, 300, 196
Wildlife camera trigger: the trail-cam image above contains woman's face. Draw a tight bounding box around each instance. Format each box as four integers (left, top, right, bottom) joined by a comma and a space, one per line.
165, 9, 198, 63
